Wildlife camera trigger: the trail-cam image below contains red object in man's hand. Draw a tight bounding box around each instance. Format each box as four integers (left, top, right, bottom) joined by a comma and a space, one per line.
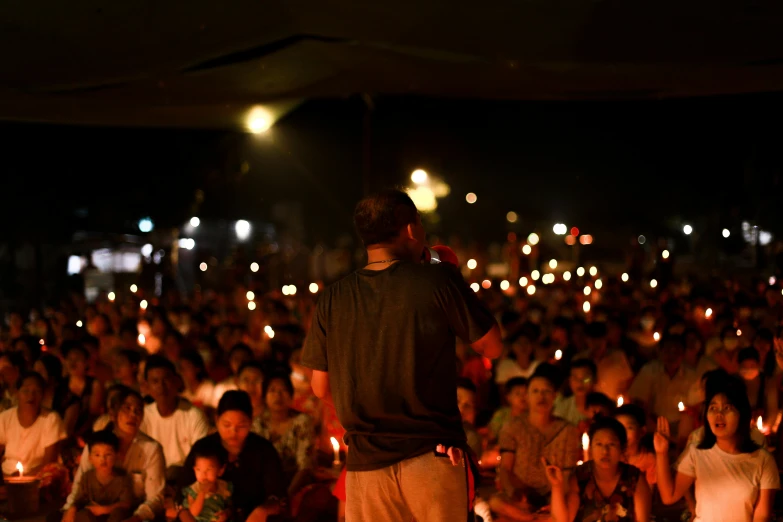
432, 245, 459, 266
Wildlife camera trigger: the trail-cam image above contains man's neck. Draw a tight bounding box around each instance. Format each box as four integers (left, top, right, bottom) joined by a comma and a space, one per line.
95, 469, 115, 485
156, 397, 178, 418
17, 406, 39, 428
365, 245, 409, 269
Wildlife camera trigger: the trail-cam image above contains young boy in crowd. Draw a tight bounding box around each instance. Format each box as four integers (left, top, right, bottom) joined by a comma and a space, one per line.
182, 446, 232, 522
64, 430, 134, 522
457, 378, 483, 457
488, 377, 528, 443
553, 359, 597, 426
614, 403, 656, 486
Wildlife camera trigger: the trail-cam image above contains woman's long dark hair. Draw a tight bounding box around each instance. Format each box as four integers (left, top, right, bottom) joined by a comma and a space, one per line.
103, 386, 144, 433
698, 373, 759, 453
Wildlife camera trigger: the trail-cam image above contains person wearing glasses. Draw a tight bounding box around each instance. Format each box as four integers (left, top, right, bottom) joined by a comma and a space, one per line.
655, 374, 779, 522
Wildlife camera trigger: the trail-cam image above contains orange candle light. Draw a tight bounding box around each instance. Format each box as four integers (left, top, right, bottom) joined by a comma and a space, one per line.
582, 433, 590, 462
330, 436, 341, 467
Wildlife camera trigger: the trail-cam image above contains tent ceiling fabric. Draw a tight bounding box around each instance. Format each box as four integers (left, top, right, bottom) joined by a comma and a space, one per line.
2, 0, 783, 129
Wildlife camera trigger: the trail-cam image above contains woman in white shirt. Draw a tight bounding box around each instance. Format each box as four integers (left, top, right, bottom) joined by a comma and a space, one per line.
655, 374, 779, 522
0, 372, 66, 476
63, 387, 166, 522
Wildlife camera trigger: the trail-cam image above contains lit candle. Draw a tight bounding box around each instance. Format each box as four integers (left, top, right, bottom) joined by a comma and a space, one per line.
678, 401, 685, 412
653, 332, 660, 342
757, 416, 765, 434
16, 461, 23, 477
577, 460, 584, 466
617, 396, 624, 407
330, 437, 341, 467
554, 349, 563, 361
582, 433, 590, 462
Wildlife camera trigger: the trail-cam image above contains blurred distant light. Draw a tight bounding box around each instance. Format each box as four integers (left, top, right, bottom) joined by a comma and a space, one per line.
543, 273, 555, 284
621, 273, 629, 282
190, 217, 200, 228
470, 283, 480, 293
247, 106, 272, 134
519, 277, 528, 287
108, 292, 116, 302
595, 279, 603, 290
76, 320, 83, 328
583, 286, 591, 296
662, 249, 670, 259
722, 228, 730, 238
570, 227, 579, 237
67, 255, 83, 275
563, 271, 572, 281
683, 224, 693, 235
411, 169, 428, 184
199, 262, 207, 272
522, 244, 532, 255
466, 193, 478, 204
555, 349, 563, 361
579, 234, 593, 245
288, 285, 298, 296
246, 291, 255, 301
130, 284, 138, 293
737, 328, 742, 336
140, 299, 148, 310
638, 235, 646, 245
589, 266, 598, 277
553, 223, 567, 235
565, 235, 577, 246
506, 211, 518, 223
481, 280, 491, 289
235, 220, 251, 241
583, 301, 591, 313
769, 276, 776, 286
549, 259, 558, 269
250, 262, 259, 272
500, 280, 510, 291
141, 244, 153, 258
467, 259, 478, 270
138, 334, 146, 346
760, 230, 773, 246
527, 233, 540, 246
309, 283, 319, 294
577, 267, 585, 277
248, 301, 257, 311
531, 270, 540, 281
138, 218, 154, 233
650, 279, 658, 288
264, 325, 275, 339
705, 308, 713, 318
653, 332, 660, 341
407, 186, 438, 212
527, 285, 536, 296
178, 238, 196, 250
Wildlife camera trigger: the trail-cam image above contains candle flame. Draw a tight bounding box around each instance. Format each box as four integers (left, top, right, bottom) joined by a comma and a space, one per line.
16, 461, 23, 476
554, 349, 563, 361
678, 401, 685, 412
138, 334, 146, 346
577, 460, 584, 466
330, 436, 340, 452
617, 396, 624, 407
653, 332, 660, 342
757, 416, 764, 431
705, 308, 713, 318
582, 433, 590, 450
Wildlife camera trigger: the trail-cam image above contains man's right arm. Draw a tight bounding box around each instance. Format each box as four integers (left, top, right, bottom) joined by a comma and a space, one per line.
471, 324, 503, 360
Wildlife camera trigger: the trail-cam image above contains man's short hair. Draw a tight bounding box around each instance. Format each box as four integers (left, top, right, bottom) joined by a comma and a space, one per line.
144, 354, 177, 379
353, 189, 419, 247
570, 359, 598, 379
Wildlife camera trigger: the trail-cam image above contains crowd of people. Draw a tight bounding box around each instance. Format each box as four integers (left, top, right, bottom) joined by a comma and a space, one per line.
1, 228, 783, 521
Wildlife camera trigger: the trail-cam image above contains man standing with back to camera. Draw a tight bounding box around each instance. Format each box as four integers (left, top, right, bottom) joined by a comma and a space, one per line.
302, 189, 503, 521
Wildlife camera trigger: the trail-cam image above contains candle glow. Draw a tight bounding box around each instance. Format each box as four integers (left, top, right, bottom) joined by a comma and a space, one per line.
330, 436, 341, 466
617, 396, 624, 407
16, 461, 23, 476
678, 401, 685, 412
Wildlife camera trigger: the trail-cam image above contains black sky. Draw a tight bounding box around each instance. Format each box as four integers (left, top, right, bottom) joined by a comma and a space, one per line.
1, 92, 781, 245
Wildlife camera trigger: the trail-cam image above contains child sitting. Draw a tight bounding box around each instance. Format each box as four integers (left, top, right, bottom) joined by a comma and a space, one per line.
614, 404, 656, 486
182, 446, 232, 522
456, 378, 483, 457
488, 377, 528, 443
63, 430, 134, 522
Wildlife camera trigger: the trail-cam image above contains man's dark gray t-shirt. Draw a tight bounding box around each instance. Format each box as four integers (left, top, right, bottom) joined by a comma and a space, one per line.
301, 261, 496, 471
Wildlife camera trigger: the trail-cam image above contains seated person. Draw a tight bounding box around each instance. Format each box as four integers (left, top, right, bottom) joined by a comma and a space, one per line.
545, 416, 652, 522
576, 392, 615, 434
93, 385, 127, 432
737, 347, 778, 425
491, 364, 581, 521
63, 387, 166, 522
210, 344, 253, 408
140, 356, 209, 479
0, 372, 67, 477
554, 360, 597, 426
182, 445, 232, 522
614, 404, 656, 486
112, 349, 142, 391
178, 350, 216, 410
62, 431, 134, 522
457, 378, 483, 457
488, 377, 528, 444
495, 323, 541, 386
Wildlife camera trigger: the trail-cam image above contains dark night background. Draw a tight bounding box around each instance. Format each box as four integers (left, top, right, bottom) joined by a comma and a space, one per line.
2, 93, 781, 247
